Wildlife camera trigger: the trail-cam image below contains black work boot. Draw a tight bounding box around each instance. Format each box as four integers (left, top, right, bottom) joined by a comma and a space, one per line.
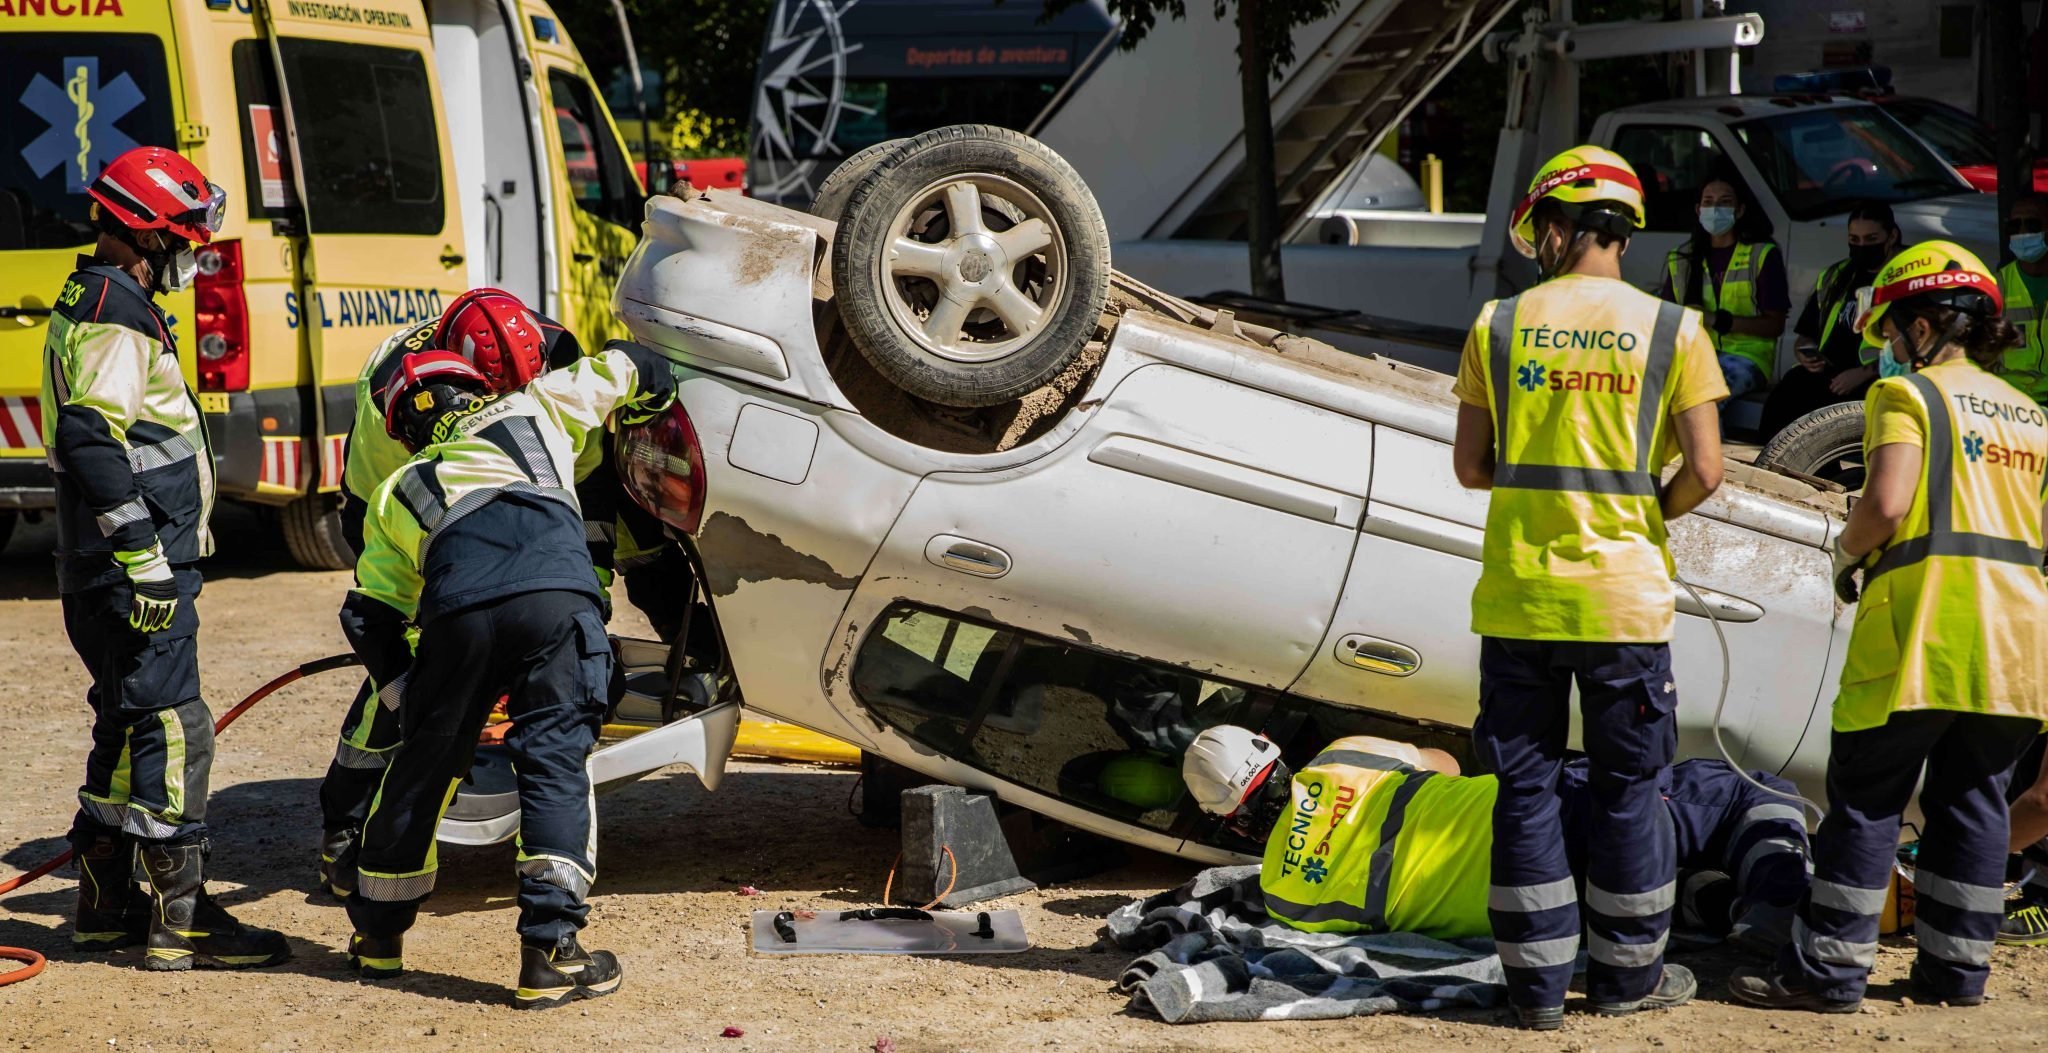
1727, 965, 1862, 1013
1908, 960, 1985, 1008
71, 831, 147, 951
514, 933, 623, 1010
318, 827, 358, 900
347, 932, 404, 979
139, 841, 291, 971
1589, 963, 1697, 1016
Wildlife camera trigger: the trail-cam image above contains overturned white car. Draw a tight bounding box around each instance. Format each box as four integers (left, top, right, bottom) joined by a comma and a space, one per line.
523, 127, 1851, 863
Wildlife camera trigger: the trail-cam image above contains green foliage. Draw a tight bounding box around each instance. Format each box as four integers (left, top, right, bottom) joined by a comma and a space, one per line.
549, 0, 773, 158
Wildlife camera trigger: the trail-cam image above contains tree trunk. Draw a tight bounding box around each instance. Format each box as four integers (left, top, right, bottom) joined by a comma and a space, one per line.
1237, 0, 1286, 302
1990, 0, 2027, 261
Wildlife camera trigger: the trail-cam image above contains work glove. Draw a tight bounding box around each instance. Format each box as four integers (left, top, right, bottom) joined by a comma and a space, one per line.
1710, 309, 1735, 335
617, 388, 675, 428
1830, 535, 1869, 605
115, 541, 178, 633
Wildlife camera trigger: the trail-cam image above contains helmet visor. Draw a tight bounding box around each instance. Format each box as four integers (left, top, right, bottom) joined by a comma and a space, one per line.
1850, 285, 1879, 342
1509, 223, 1538, 259
200, 182, 227, 235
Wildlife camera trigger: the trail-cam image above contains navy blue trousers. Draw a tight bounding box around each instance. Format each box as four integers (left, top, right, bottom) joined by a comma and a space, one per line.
1779, 710, 2037, 1003
346, 590, 611, 948
1476, 637, 1680, 1007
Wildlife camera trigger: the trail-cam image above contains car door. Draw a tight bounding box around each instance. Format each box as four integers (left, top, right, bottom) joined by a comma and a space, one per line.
252, 0, 467, 494
539, 64, 637, 346
838, 363, 1373, 692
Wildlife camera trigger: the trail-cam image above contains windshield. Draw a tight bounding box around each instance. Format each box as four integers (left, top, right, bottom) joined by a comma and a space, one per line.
1884, 100, 1993, 167
1734, 106, 1973, 220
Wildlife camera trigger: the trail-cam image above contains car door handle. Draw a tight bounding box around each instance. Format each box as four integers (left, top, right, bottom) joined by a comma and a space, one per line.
0, 305, 52, 319
438, 252, 465, 267
926, 535, 1010, 578
1336, 634, 1421, 677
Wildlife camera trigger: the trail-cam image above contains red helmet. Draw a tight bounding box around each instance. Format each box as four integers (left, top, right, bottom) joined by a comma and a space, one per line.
378, 350, 489, 442
436, 289, 549, 392
88, 147, 226, 245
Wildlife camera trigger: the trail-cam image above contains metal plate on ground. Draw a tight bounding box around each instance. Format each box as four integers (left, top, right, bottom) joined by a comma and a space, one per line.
749, 909, 1028, 955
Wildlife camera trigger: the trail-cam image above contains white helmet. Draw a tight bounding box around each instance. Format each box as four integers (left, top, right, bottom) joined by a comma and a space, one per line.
1183, 726, 1282, 816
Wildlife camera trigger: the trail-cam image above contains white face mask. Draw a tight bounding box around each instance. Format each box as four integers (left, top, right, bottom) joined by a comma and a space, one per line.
159, 249, 198, 293
1698, 206, 1737, 236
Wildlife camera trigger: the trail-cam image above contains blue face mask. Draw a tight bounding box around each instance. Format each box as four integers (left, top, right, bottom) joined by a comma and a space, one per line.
1698, 206, 1737, 236
1877, 339, 1911, 379
2012, 232, 2048, 263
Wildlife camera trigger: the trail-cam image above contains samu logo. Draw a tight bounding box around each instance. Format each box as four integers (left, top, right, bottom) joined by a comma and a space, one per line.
1963, 432, 1986, 462
1516, 360, 1548, 392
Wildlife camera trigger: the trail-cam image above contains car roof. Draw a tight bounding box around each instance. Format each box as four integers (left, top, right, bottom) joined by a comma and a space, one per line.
1609, 93, 1878, 121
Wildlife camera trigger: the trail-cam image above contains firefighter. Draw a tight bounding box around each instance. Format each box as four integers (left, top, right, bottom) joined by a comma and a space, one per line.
1450, 146, 1729, 1027
1995, 192, 2048, 402
44, 146, 288, 969
1181, 728, 1812, 955
1731, 241, 2048, 1013
337, 345, 674, 1007
317, 290, 698, 897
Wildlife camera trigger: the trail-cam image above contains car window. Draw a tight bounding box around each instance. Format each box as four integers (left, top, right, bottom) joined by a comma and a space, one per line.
231, 40, 292, 221
275, 38, 443, 235
0, 34, 177, 250
1609, 123, 1729, 233
1885, 100, 1992, 168
548, 69, 637, 229
853, 604, 1262, 840
1735, 106, 1972, 221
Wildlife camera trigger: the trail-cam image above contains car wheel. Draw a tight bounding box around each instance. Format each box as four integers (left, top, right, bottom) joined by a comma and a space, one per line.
808, 138, 908, 223
279, 493, 353, 571
1755, 401, 1868, 491
831, 124, 1110, 408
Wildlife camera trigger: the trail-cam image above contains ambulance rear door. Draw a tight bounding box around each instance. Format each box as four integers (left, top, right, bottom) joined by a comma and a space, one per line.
250, 0, 467, 496
0, 2, 189, 513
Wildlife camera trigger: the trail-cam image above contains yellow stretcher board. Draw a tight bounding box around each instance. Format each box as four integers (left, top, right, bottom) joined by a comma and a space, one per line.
733, 719, 861, 766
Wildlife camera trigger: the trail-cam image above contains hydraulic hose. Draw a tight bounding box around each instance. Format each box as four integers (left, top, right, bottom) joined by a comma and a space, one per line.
0, 653, 361, 986
1676, 571, 1827, 827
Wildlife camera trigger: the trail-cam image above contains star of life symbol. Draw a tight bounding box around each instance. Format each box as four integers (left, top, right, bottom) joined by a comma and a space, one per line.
20, 57, 142, 194
1300, 855, 1330, 885
1963, 431, 1986, 462
1516, 360, 1547, 392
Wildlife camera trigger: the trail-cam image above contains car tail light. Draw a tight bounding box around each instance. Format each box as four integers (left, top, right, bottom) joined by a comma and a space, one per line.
616, 400, 706, 534
194, 240, 249, 392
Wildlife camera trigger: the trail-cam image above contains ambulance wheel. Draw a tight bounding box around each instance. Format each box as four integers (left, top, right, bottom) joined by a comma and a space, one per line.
831, 124, 1110, 408
0, 511, 14, 555
809, 138, 908, 223
280, 494, 352, 571
1755, 401, 1869, 491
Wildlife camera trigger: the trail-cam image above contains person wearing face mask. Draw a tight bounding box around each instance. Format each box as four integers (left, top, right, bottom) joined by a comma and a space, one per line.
1758, 203, 1901, 440
1452, 146, 1728, 1028
1731, 241, 2048, 1014
1658, 169, 1790, 406
1996, 193, 2048, 403
41, 146, 291, 970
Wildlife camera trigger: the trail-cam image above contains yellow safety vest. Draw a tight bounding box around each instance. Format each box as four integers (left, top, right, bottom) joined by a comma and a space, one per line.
1666, 241, 1778, 376
1996, 260, 2048, 403
1835, 359, 2048, 731
1259, 738, 1495, 940
1812, 259, 1880, 362
1470, 276, 1689, 642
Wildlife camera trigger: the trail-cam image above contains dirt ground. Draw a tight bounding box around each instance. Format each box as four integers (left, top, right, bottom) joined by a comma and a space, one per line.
4, 513, 2048, 1052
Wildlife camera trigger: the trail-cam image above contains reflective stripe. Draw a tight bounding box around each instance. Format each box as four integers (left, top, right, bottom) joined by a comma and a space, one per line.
1262, 888, 1372, 927
357, 869, 436, 902
1916, 922, 1994, 966
1489, 876, 1577, 913
1306, 749, 1409, 773
158, 709, 185, 822
1586, 930, 1667, 968
122, 806, 179, 841
1487, 295, 1681, 495
1809, 878, 1888, 916
397, 471, 445, 532
1585, 879, 1675, 918
1358, 771, 1435, 930
1916, 870, 2007, 914
1734, 803, 1806, 838
1870, 372, 2045, 579
1795, 916, 1878, 968
2009, 305, 2041, 325
334, 740, 390, 770
584, 520, 615, 544
1740, 837, 1806, 887
414, 481, 579, 570
377, 671, 408, 712
1496, 935, 1579, 969
96, 498, 150, 537
129, 434, 196, 473
79, 796, 127, 828
615, 549, 663, 570
516, 854, 594, 900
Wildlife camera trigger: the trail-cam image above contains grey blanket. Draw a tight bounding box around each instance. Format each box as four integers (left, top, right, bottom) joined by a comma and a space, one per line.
1105, 865, 1506, 1023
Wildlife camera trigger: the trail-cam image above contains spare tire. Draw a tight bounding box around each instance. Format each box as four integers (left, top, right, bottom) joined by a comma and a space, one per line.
1754, 401, 1868, 490
830, 124, 1110, 408
809, 138, 908, 223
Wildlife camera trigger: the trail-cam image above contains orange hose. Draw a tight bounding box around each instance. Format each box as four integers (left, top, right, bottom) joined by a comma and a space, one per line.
881, 844, 958, 912
0, 654, 360, 983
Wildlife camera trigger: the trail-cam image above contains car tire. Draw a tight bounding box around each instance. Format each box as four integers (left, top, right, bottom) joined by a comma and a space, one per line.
279, 493, 353, 571
1755, 401, 1869, 490
831, 124, 1110, 408
809, 138, 908, 223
